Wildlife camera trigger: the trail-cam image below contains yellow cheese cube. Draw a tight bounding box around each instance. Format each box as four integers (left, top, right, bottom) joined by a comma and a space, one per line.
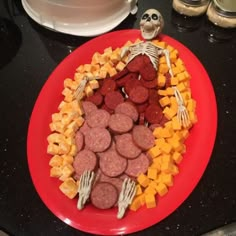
167, 137, 181, 150
137, 173, 150, 188
159, 64, 169, 74
166, 45, 174, 53
84, 85, 94, 97
157, 74, 166, 87
144, 186, 157, 195
171, 164, 179, 175
189, 111, 198, 124
116, 61, 126, 71
172, 152, 183, 164
159, 96, 171, 107
62, 154, 74, 165
136, 184, 143, 196
108, 67, 117, 77
129, 196, 142, 211
149, 180, 158, 189
49, 155, 63, 167
176, 82, 186, 92
172, 116, 181, 130
145, 194, 156, 208
155, 41, 167, 48
158, 89, 168, 96
156, 183, 168, 196
59, 177, 78, 199
166, 87, 175, 95
99, 69, 108, 79
68, 144, 77, 156
59, 164, 75, 181
160, 141, 172, 154
175, 58, 183, 67
161, 160, 173, 174
161, 174, 173, 187
147, 168, 158, 180
159, 56, 166, 64
147, 145, 162, 158
187, 99, 197, 112
89, 80, 99, 90
163, 107, 176, 120
110, 52, 121, 64
50, 166, 62, 178
155, 138, 165, 146
47, 143, 60, 155
171, 76, 179, 86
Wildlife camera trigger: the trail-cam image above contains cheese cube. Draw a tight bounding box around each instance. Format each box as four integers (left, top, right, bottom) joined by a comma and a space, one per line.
59, 164, 74, 181
137, 173, 150, 187
135, 184, 143, 196
144, 186, 157, 195
50, 166, 62, 178
147, 145, 162, 158
59, 177, 78, 199
116, 61, 126, 71
171, 76, 179, 86
159, 96, 171, 107
157, 74, 166, 87
163, 107, 176, 120
147, 168, 158, 180
159, 64, 169, 74
172, 152, 183, 164
145, 194, 156, 208
161, 174, 173, 187
49, 155, 63, 167
155, 183, 168, 196
129, 196, 142, 211
160, 141, 172, 154
89, 80, 99, 90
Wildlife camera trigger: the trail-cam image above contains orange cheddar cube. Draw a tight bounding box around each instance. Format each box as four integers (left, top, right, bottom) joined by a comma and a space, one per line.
137, 173, 150, 188
116, 61, 126, 71
163, 107, 176, 120
157, 74, 166, 87
176, 82, 186, 92
172, 116, 182, 130
50, 166, 62, 178
144, 185, 157, 195
49, 155, 63, 167
170, 164, 179, 176
166, 87, 175, 95
159, 96, 171, 107
160, 141, 172, 154
172, 151, 183, 164
156, 183, 168, 196
187, 99, 197, 112
161, 174, 173, 187
158, 89, 168, 96
59, 177, 78, 199
136, 184, 143, 196
153, 127, 163, 138
147, 145, 162, 158
145, 194, 157, 208
171, 76, 179, 86
161, 160, 173, 174
129, 196, 142, 211
155, 41, 166, 48
147, 167, 158, 180
155, 137, 165, 146
159, 56, 166, 64
159, 63, 169, 74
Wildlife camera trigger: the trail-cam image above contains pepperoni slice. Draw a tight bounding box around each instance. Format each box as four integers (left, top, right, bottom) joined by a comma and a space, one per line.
99, 149, 127, 177
140, 77, 157, 89
125, 153, 150, 177
124, 78, 142, 95
100, 79, 117, 96
116, 73, 139, 88
104, 91, 124, 110
144, 103, 163, 124
91, 182, 118, 209
148, 89, 161, 105
109, 113, 133, 134
129, 85, 149, 104
86, 91, 103, 106
85, 127, 111, 152
132, 125, 155, 150
116, 133, 142, 159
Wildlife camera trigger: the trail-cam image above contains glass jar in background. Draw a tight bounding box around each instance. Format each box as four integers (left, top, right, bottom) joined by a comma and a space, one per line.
172, 0, 211, 16
207, 0, 236, 28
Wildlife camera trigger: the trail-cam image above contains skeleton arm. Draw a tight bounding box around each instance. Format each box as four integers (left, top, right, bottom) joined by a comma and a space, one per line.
162, 49, 173, 77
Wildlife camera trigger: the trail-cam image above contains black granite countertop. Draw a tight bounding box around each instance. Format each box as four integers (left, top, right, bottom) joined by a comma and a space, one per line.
0, 0, 236, 235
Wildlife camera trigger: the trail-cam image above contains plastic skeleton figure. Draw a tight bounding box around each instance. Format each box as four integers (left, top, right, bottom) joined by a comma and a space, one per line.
121, 8, 190, 128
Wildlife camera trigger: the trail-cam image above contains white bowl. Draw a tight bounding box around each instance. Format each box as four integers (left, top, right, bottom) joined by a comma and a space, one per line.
22, 0, 138, 36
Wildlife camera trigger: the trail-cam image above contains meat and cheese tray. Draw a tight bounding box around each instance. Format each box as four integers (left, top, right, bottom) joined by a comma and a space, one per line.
27, 9, 217, 235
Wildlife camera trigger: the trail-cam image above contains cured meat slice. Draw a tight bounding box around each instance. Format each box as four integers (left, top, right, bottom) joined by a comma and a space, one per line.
109, 113, 133, 134
115, 102, 138, 122
85, 127, 111, 152
140, 77, 157, 89
104, 91, 124, 110
73, 149, 97, 177
144, 104, 163, 124
148, 89, 160, 105
90, 182, 118, 209
101, 104, 114, 114
86, 109, 110, 128
75, 130, 84, 152
125, 153, 150, 177
139, 112, 145, 125
132, 125, 155, 150
110, 68, 129, 81
116, 72, 139, 88
129, 86, 149, 104
79, 121, 91, 136
86, 91, 103, 106
124, 78, 141, 95
116, 133, 142, 159
136, 101, 149, 113
81, 101, 97, 117
100, 79, 117, 96
99, 149, 127, 177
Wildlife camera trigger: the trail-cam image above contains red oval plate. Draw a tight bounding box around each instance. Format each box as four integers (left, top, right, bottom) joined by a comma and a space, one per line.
27, 29, 217, 235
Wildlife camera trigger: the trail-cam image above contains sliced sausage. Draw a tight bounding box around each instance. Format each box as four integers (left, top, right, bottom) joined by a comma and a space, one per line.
148, 88, 161, 105
73, 149, 97, 177
109, 113, 133, 134
81, 101, 97, 117
99, 149, 127, 177
85, 127, 111, 152
86, 91, 103, 106
90, 182, 118, 209
139, 112, 145, 125
116, 133, 142, 159
124, 78, 141, 95
104, 91, 124, 110
145, 103, 163, 124
79, 121, 91, 136
75, 130, 84, 152
140, 77, 157, 89
86, 109, 110, 128
129, 86, 149, 104
100, 79, 117, 96
136, 101, 149, 113
132, 125, 155, 150
125, 153, 150, 177
116, 72, 139, 88
115, 102, 139, 122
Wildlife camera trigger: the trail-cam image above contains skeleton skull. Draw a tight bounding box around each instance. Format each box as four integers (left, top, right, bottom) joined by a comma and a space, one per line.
140, 9, 164, 40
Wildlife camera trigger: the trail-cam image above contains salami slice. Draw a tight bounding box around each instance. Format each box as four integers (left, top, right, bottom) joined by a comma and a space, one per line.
104, 91, 124, 110
75, 130, 84, 152
81, 101, 97, 117
73, 149, 97, 177
85, 127, 111, 152
116, 72, 139, 88
115, 102, 139, 122
124, 78, 142, 95
116, 133, 142, 159
125, 153, 150, 177
148, 89, 161, 105
132, 125, 155, 150
140, 77, 157, 89
79, 121, 91, 136
86, 91, 103, 106
100, 79, 117, 96
136, 101, 149, 113
145, 103, 163, 124
90, 182, 118, 209
86, 109, 110, 128
109, 113, 133, 134
129, 86, 149, 104
99, 149, 127, 177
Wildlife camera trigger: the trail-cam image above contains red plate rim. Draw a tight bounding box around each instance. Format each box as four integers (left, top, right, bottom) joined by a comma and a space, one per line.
27, 29, 217, 235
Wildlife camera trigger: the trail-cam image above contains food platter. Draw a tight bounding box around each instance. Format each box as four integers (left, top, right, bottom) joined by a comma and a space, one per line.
27, 29, 217, 235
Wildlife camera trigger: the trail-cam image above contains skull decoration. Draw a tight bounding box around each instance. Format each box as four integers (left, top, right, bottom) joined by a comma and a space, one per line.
140, 9, 164, 40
